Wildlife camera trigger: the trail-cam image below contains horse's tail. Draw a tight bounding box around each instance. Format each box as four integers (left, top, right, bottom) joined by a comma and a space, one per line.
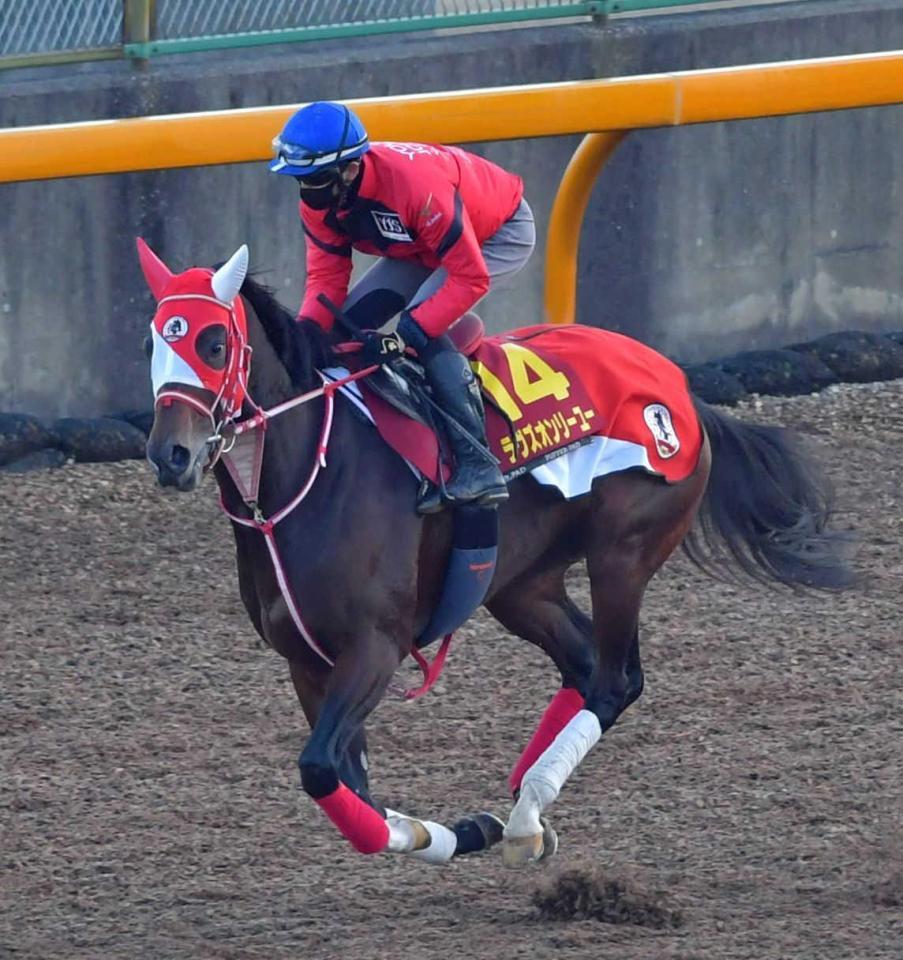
683, 397, 854, 591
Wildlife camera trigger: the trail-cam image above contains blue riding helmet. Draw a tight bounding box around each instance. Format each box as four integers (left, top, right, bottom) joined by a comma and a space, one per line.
269, 102, 370, 176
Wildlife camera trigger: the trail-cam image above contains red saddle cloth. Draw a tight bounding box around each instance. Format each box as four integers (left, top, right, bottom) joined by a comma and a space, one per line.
358, 321, 703, 489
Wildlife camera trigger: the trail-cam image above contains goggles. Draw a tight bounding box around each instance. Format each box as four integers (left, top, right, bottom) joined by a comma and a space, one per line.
270, 133, 368, 173
295, 169, 340, 189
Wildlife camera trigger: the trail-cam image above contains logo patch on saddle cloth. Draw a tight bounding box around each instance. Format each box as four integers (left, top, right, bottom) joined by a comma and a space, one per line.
643, 403, 680, 459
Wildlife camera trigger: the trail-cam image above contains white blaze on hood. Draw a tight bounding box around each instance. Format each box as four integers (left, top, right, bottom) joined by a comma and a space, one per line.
150, 325, 204, 396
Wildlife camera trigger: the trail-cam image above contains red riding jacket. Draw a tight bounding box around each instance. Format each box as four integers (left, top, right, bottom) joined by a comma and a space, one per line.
298, 142, 524, 338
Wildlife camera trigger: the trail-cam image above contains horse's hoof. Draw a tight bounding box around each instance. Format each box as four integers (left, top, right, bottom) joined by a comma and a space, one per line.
452, 812, 505, 855
537, 817, 559, 861
502, 832, 544, 867
502, 818, 558, 868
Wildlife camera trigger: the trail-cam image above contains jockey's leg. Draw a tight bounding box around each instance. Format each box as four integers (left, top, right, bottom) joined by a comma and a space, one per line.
399, 320, 508, 509
399, 200, 534, 512
341, 258, 430, 330
479, 198, 536, 289
340, 198, 533, 334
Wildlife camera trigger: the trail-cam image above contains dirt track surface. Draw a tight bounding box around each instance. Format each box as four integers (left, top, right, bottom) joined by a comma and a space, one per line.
1, 382, 901, 960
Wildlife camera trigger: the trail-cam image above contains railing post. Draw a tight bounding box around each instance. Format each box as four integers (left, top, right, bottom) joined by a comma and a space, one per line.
544, 131, 626, 325
588, 1, 609, 23
123, 0, 155, 61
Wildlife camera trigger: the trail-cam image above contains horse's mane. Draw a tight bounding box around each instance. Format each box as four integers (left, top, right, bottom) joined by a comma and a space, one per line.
239, 274, 337, 389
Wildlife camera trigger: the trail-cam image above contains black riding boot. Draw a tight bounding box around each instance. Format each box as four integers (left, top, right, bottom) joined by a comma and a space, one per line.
422, 347, 508, 510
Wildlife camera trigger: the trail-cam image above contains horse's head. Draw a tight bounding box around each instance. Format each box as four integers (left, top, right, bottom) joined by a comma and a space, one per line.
138, 238, 251, 490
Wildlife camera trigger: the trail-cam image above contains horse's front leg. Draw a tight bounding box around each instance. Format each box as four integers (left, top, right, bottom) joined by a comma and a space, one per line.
295, 638, 399, 855
296, 638, 459, 862
289, 661, 377, 809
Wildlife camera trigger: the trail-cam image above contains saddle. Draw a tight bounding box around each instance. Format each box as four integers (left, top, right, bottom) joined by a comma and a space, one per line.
324, 310, 705, 684
356, 312, 491, 485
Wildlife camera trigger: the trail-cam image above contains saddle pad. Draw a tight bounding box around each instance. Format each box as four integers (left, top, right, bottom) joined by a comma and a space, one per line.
474, 324, 702, 484
326, 323, 703, 494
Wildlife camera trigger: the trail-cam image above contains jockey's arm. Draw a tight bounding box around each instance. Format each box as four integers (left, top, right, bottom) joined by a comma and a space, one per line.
297, 209, 354, 330
407, 190, 490, 339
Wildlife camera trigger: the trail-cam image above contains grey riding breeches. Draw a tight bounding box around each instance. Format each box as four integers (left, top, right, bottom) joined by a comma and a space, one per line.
341, 198, 536, 325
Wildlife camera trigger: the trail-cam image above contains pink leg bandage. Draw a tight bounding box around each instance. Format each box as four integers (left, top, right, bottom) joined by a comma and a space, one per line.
508, 687, 586, 796
315, 782, 390, 855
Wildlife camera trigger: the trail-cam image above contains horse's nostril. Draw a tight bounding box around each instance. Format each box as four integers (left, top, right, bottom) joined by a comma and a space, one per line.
170, 445, 191, 472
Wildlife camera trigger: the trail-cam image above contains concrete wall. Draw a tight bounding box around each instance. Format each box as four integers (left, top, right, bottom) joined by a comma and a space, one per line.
0, 0, 902, 417
580, 0, 903, 362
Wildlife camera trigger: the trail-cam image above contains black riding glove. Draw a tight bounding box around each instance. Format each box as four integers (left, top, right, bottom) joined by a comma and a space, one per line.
360, 329, 405, 366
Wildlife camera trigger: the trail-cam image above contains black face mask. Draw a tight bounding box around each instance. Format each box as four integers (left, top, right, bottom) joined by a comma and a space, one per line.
297, 171, 342, 210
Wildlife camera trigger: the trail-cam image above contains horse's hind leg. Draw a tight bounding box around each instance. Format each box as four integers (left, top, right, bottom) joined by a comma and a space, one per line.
485, 572, 597, 862
450, 569, 597, 858
503, 467, 706, 866
488, 569, 597, 800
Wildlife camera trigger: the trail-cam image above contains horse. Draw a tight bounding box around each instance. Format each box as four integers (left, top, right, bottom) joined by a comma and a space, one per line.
139, 240, 853, 867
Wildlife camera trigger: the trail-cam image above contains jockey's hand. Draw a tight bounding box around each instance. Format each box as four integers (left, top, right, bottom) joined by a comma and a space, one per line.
361, 330, 405, 367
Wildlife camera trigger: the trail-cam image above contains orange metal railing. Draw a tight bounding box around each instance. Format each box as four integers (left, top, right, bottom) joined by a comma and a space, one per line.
1, 50, 901, 324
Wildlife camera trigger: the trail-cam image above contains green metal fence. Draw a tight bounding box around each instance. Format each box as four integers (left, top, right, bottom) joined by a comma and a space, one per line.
0, 1, 783, 69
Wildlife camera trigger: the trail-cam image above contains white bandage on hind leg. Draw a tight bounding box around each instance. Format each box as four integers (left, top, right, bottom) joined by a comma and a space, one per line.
505, 709, 602, 839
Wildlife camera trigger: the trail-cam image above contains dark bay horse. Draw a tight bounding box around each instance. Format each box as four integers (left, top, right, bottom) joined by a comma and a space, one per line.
139, 241, 852, 866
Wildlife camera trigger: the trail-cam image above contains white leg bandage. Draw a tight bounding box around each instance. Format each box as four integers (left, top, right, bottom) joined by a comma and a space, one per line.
384, 809, 457, 864
408, 820, 457, 864
505, 709, 602, 839
385, 814, 420, 853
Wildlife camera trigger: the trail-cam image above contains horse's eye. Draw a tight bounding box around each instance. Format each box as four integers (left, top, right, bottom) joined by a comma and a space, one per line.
196, 325, 228, 368
143, 334, 153, 359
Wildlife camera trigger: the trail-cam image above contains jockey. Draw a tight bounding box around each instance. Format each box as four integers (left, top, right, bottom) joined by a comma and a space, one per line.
270, 101, 536, 512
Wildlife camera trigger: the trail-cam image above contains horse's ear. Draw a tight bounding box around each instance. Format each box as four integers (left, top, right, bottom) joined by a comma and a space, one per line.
211, 244, 249, 305
136, 237, 174, 301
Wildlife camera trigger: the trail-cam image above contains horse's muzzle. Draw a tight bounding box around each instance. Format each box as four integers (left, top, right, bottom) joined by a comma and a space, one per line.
147, 440, 203, 490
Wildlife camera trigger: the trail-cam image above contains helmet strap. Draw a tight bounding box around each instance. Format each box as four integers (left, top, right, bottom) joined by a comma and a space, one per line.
337, 159, 364, 209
